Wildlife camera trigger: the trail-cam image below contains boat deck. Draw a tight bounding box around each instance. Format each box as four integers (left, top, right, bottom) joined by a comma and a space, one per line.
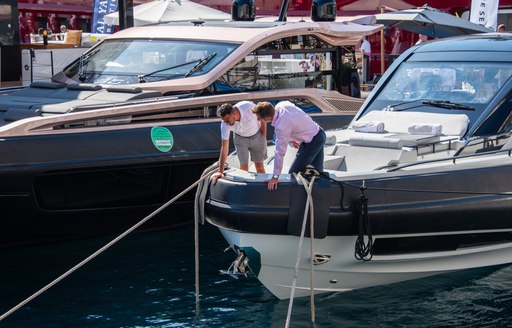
0, 82, 164, 126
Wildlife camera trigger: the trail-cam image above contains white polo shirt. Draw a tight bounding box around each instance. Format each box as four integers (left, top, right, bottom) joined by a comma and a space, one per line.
220, 101, 260, 140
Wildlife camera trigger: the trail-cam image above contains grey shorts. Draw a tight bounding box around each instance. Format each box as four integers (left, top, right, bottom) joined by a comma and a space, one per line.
233, 131, 267, 165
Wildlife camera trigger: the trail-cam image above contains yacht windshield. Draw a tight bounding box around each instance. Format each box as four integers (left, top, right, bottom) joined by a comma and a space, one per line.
64, 39, 239, 85
365, 61, 512, 129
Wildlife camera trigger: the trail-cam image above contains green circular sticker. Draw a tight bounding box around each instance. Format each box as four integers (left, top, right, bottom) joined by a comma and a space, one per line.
151, 126, 174, 152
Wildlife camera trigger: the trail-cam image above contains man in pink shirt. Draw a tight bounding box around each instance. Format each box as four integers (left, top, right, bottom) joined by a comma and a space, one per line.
253, 101, 326, 190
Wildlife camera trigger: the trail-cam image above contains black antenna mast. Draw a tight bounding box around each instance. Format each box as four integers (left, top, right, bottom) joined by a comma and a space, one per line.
277, 0, 291, 22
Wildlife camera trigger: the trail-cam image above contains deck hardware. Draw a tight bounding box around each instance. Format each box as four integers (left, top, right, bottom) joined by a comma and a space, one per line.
313, 254, 331, 265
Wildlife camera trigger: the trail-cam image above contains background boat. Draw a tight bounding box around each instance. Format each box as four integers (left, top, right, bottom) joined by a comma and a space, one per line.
0, 7, 376, 248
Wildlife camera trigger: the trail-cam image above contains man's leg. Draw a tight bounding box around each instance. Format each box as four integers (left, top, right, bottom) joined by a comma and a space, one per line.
249, 132, 267, 174
309, 130, 326, 172
254, 162, 265, 173
288, 129, 325, 173
234, 135, 250, 171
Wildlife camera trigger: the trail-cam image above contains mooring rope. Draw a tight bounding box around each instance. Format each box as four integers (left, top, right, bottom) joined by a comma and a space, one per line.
0, 166, 217, 322
285, 173, 317, 328
193, 162, 220, 316
300, 173, 317, 324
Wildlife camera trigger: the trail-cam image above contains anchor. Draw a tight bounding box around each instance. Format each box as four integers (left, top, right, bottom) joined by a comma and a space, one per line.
220, 249, 252, 279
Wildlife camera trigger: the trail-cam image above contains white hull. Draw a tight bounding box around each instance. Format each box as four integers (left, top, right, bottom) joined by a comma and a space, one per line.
219, 228, 512, 299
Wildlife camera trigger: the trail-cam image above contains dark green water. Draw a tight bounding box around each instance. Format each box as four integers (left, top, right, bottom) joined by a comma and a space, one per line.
1, 224, 512, 327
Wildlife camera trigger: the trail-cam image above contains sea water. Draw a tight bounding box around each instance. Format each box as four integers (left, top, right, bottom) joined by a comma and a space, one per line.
1, 224, 512, 327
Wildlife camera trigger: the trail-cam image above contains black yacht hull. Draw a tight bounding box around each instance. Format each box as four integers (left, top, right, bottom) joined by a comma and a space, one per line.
0, 114, 350, 249
205, 160, 512, 255
0, 122, 218, 249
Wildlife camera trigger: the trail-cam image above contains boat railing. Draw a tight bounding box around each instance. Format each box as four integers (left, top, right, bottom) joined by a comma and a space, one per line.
388, 146, 512, 172
414, 136, 460, 155
456, 133, 512, 156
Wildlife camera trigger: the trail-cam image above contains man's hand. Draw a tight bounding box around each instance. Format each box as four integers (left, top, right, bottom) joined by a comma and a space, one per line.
212, 172, 223, 185
267, 177, 279, 190
292, 141, 300, 149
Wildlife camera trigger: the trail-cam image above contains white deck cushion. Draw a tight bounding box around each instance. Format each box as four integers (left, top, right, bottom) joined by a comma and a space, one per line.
357, 111, 469, 137
4, 108, 42, 121
349, 135, 404, 149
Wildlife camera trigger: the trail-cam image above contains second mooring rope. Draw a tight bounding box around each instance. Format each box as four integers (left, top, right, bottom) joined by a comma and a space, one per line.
285, 173, 317, 328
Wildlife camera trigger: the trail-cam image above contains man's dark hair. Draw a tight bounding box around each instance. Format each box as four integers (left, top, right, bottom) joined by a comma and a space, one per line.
217, 103, 235, 118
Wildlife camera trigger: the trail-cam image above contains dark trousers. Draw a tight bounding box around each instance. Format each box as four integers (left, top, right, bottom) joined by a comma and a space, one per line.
288, 129, 326, 174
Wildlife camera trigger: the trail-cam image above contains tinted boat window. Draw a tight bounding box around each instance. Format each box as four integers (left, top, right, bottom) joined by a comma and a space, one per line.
376, 62, 512, 105
216, 35, 340, 93
64, 39, 238, 85
476, 92, 512, 136
365, 61, 512, 131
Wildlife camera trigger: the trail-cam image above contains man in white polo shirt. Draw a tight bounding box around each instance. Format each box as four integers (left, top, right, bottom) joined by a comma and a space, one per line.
212, 101, 267, 184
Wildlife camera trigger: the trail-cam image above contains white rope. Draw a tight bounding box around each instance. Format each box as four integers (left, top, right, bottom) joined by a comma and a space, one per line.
302, 174, 317, 323
285, 173, 316, 328
193, 163, 219, 316
0, 168, 216, 322
297, 173, 316, 324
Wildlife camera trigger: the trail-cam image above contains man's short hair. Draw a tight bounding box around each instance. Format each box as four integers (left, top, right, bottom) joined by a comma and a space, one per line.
217, 103, 235, 118
252, 101, 275, 120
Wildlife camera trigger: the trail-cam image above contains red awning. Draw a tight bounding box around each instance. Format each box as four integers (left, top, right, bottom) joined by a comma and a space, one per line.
18, 3, 93, 14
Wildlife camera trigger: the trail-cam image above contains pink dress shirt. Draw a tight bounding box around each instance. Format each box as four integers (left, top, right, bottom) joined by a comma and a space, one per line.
271, 101, 320, 176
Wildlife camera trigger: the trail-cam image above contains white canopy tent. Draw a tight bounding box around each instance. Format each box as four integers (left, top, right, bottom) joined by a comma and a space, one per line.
103, 0, 231, 26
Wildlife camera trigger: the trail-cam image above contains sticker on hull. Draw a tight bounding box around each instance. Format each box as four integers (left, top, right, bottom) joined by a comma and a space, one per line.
151, 126, 174, 152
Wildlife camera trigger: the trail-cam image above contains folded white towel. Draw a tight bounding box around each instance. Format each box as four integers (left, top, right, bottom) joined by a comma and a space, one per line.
325, 134, 337, 145
408, 123, 443, 136
351, 121, 385, 133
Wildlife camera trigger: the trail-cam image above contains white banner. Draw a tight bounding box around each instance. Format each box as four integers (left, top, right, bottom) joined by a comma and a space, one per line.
470, 0, 500, 30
